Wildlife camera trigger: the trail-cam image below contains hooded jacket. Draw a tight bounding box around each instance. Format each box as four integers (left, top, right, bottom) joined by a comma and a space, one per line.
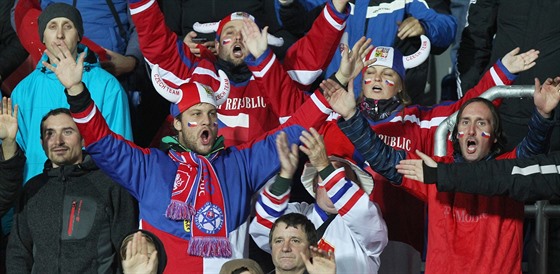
6, 153, 138, 273
10, 45, 133, 183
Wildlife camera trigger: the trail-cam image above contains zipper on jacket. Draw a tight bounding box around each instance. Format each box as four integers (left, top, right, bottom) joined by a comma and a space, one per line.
68, 200, 77, 236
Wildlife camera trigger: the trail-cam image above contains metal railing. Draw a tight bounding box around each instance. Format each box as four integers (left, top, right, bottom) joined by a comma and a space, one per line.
432, 85, 559, 274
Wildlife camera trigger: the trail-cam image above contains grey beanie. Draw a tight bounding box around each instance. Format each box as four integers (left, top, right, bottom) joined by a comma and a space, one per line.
38, 3, 84, 43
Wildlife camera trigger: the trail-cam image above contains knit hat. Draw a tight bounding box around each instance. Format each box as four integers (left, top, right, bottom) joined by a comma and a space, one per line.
38, 3, 84, 42
219, 259, 264, 274
363, 35, 431, 81
193, 12, 284, 47
150, 65, 230, 117
300, 156, 375, 196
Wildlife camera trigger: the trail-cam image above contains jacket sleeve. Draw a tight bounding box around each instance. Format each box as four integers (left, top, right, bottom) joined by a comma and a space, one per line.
405, 0, 457, 49
0, 0, 28, 81
110, 183, 139, 251
427, 60, 516, 119
6, 185, 34, 273
128, 0, 196, 78
250, 180, 291, 254
337, 111, 406, 184
124, 8, 143, 62
456, 0, 499, 94
0, 146, 24, 217
436, 152, 560, 202
66, 85, 174, 200
281, 0, 349, 89
246, 49, 309, 122
320, 167, 388, 259
249, 180, 316, 253
515, 109, 555, 159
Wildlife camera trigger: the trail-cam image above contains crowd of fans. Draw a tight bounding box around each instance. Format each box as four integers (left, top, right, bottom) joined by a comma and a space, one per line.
0, 0, 559, 273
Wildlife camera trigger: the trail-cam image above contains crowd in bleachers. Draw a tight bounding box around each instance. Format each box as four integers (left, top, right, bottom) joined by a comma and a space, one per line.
0, 0, 559, 273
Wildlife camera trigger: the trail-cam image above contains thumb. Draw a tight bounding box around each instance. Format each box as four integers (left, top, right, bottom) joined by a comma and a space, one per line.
415, 149, 437, 168
262, 26, 269, 38
300, 251, 312, 268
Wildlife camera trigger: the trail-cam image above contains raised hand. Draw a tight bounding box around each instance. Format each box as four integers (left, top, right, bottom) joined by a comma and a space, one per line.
100, 48, 137, 76
501, 47, 539, 74
42, 41, 85, 95
241, 18, 268, 59
533, 76, 560, 118
397, 17, 425, 40
183, 31, 217, 57
298, 128, 329, 172
396, 150, 438, 183
276, 131, 299, 179
0, 97, 18, 160
0, 97, 18, 142
301, 246, 336, 274
321, 78, 357, 120
122, 232, 158, 274
335, 36, 374, 86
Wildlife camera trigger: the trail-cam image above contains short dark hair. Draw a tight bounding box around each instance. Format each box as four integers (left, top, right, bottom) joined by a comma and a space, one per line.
39, 108, 73, 140
451, 97, 505, 156
269, 213, 318, 247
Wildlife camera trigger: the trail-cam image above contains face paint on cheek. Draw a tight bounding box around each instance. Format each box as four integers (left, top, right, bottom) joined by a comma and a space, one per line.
187, 122, 198, 128
457, 131, 465, 139
481, 131, 491, 138
213, 121, 218, 127
222, 39, 232, 45
364, 78, 372, 85
385, 79, 395, 87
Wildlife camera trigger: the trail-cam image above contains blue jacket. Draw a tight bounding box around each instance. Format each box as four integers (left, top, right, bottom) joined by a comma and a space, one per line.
11, 45, 133, 183
326, 0, 456, 94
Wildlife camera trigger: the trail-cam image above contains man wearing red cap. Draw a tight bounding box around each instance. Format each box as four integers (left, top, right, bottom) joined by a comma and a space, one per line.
44, 38, 339, 273
128, 0, 350, 147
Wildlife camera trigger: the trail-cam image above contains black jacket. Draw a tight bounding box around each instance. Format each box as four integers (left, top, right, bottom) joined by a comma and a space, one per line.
457, 0, 560, 151
436, 151, 560, 202
0, 147, 24, 218
0, 0, 28, 83
7, 154, 138, 273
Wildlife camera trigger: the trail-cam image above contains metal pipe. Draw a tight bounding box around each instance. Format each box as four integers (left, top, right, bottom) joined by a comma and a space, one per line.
433, 86, 534, 156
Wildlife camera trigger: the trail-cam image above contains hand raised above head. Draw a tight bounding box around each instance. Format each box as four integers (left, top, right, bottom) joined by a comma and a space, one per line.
0, 97, 18, 142
299, 128, 329, 172
241, 18, 268, 59
321, 78, 357, 120
502, 47, 539, 74
533, 76, 560, 118
276, 131, 299, 179
42, 41, 85, 95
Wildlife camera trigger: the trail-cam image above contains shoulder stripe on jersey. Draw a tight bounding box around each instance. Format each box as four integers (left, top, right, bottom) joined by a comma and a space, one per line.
217, 113, 249, 128
262, 188, 290, 205
512, 164, 560, 176
130, 0, 155, 15
286, 69, 324, 86
252, 54, 276, 78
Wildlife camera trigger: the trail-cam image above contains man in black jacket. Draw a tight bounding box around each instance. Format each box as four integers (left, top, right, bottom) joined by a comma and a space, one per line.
0, 97, 24, 274
6, 108, 138, 273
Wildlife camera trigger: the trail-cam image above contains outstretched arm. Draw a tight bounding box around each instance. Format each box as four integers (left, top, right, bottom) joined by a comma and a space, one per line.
398, 150, 560, 202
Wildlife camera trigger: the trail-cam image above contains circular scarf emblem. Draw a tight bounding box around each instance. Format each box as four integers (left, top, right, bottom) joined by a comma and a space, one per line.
194, 202, 224, 234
